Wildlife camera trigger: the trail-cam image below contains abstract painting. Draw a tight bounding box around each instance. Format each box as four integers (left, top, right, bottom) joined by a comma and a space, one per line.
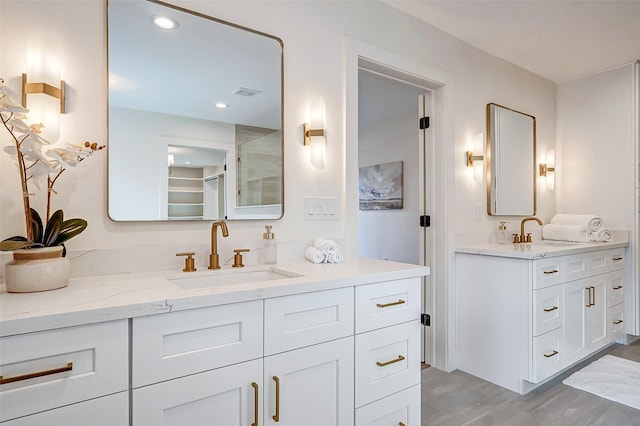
359, 161, 403, 210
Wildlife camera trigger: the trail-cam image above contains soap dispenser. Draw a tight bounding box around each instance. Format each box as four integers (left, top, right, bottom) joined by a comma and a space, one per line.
260, 225, 277, 264
496, 221, 509, 243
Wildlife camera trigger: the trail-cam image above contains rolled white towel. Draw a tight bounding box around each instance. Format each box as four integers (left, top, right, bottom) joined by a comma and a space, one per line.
550, 214, 602, 232
326, 251, 344, 264
591, 228, 613, 242
305, 246, 326, 264
313, 237, 339, 254
542, 224, 591, 243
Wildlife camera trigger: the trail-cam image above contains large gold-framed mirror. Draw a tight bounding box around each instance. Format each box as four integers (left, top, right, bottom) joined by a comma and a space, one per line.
107, 0, 283, 221
486, 103, 536, 216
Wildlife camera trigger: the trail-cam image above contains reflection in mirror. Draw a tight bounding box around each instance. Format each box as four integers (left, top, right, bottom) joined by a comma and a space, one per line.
486, 103, 536, 216
107, 0, 283, 221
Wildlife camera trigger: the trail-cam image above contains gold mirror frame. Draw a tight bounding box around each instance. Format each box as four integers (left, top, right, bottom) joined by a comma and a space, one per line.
486, 103, 536, 216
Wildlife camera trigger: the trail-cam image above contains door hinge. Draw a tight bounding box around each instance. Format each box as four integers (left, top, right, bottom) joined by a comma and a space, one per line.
224, 164, 227, 171
419, 215, 431, 228
419, 116, 430, 129
421, 313, 431, 326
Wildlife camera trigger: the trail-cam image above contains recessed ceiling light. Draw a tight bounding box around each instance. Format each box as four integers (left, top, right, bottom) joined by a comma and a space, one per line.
153, 15, 178, 29
215, 102, 229, 109
185, 161, 191, 165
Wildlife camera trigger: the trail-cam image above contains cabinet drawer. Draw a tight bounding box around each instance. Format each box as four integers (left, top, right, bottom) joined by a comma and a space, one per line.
132, 300, 263, 387
4, 392, 128, 426
0, 320, 128, 422
534, 258, 563, 289
606, 271, 624, 307
533, 285, 563, 336
264, 287, 354, 356
590, 248, 625, 276
531, 328, 563, 383
355, 321, 420, 408
355, 277, 421, 333
355, 384, 420, 426
608, 303, 625, 338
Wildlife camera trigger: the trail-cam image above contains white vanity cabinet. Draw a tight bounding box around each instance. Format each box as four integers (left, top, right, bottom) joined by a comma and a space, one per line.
0, 320, 128, 424
0, 258, 428, 426
457, 247, 626, 394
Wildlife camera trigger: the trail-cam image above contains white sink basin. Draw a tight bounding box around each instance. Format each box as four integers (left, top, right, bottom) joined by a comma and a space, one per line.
170, 266, 302, 289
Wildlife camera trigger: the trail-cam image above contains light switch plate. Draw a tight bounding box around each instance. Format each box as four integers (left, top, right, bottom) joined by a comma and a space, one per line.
304, 197, 338, 220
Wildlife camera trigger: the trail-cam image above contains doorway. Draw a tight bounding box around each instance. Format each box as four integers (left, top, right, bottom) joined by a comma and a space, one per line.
357, 61, 435, 365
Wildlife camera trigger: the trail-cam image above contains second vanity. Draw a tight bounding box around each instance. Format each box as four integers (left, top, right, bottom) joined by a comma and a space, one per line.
0, 257, 428, 425
455, 239, 628, 394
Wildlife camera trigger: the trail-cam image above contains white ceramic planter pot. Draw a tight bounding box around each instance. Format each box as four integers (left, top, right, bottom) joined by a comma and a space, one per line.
5, 246, 70, 293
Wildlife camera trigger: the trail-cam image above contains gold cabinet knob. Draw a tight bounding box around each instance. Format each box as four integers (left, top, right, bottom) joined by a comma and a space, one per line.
232, 248, 250, 268
176, 252, 197, 272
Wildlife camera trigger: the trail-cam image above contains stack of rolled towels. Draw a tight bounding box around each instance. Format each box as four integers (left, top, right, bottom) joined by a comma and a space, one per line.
305, 237, 344, 264
542, 214, 612, 243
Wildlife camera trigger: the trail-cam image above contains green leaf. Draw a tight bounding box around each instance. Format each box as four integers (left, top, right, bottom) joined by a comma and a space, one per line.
0, 237, 31, 251
54, 218, 87, 246
42, 209, 63, 247
30, 208, 43, 244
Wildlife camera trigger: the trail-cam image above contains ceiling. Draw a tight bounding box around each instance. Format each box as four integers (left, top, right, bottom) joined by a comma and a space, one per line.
383, 0, 640, 83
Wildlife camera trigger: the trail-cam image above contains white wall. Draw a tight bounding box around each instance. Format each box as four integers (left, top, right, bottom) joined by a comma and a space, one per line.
0, 0, 556, 369
556, 62, 639, 335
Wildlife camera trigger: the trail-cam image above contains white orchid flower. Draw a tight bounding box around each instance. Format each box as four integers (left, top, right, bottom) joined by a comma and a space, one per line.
27, 160, 56, 189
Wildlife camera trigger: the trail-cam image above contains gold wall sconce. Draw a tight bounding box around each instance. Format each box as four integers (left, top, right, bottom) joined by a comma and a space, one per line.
21, 73, 66, 114
539, 163, 555, 176
304, 97, 326, 169
465, 151, 484, 167
539, 149, 556, 189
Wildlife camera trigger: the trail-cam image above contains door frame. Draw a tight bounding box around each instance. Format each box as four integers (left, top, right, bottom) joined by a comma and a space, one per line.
344, 38, 452, 370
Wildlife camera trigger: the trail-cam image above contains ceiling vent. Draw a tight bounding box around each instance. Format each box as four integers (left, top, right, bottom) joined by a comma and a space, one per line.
233, 87, 262, 97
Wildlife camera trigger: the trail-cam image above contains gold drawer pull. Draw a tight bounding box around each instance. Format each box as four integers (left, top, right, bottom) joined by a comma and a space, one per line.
272, 376, 280, 422
376, 299, 406, 308
543, 269, 558, 275
543, 306, 558, 312
376, 355, 405, 367
1, 362, 73, 385
613, 285, 623, 290
251, 382, 259, 426
543, 350, 559, 358
613, 319, 623, 325
613, 256, 623, 261
399, 423, 406, 426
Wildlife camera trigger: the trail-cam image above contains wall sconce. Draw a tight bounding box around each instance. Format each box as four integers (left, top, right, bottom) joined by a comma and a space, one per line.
539, 149, 556, 190
303, 97, 326, 169
465, 132, 484, 183
22, 37, 65, 142
21, 73, 66, 114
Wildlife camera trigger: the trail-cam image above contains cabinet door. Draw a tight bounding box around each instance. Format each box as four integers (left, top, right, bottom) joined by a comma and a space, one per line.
563, 279, 589, 366
585, 279, 607, 350
133, 359, 262, 426
4, 392, 128, 426
264, 337, 354, 426
563, 278, 609, 366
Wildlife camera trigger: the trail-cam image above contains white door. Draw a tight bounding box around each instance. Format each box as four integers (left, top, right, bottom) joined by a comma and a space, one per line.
357, 66, 434, 365
563, 279, 589, 365
263, 337, 354, 426
133, 359, 262, 426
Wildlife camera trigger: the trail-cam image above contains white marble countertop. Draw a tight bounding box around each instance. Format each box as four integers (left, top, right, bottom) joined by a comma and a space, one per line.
0, 257, 430, 337
455, 239, 628, 260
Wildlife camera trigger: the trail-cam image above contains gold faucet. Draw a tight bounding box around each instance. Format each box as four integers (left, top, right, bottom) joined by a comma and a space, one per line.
518, 217, 543, 243
209, 220, 229, 269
